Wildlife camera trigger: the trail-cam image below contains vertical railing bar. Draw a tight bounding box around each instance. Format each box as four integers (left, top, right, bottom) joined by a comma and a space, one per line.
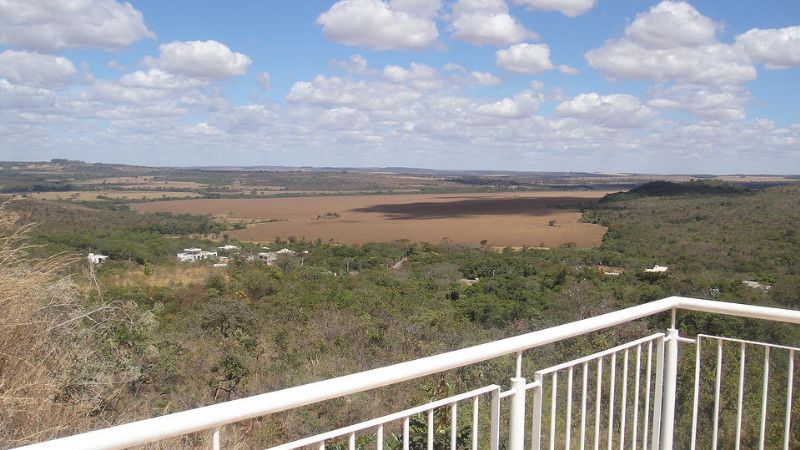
403, 416, 410, 450
632, 345, 642, 450
580, 362, 588, 450
377, 424, 384, 450
784, 349, 795, 450
566, 367, 573, 450
650, 336, 665, 450
735, 343, 746, 450
620, 350, 629, 450
318, 441, 325, 450
550, 372, 558, 450
491, 387, 500, 450
759, 346, 770, 450
594, 358, 603, 450
690, 335, 702, 450
643, 341, 652, 450
473, 396, 479, 450
517, 352, 524, 378
451, 402, 458, 450
712, 338, 723, 450
349, 432, 356, 450
428, 409, 434, 450
532, 373, 544, 450
607, 352, 616, 450
211, 428, 220, 450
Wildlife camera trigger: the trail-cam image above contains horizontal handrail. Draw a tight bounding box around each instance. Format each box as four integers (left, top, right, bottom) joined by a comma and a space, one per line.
19, 296, 800, 450
269, 385, 500, 450
536, 332, 664, 375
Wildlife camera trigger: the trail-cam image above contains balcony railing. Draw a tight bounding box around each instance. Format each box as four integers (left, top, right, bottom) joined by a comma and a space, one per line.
18, 296, 800, 449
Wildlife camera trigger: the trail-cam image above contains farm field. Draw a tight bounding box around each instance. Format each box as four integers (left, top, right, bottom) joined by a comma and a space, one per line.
133, 191, 613, 247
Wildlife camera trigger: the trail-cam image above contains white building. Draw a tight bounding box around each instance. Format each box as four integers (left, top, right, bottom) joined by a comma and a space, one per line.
87, 252, 108, 265
257, 252, 277, 265
218, 244, 239, 252
177, 248, 218, 262
645, 265, 669, 273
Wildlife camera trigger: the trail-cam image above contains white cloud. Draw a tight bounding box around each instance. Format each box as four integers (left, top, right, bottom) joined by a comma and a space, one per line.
474, 89, 544, 118
119, 69, 207, 90
382, 63, 441, 89
512, 0, 596, 17
257, 72, 272, 90
319, 107, 371, 130
450, 0, 536, 46
0, 0, 153, 52
0, 50, 76, 88
736, 26, 800, 69
317, 0, 440, 51
332, 55, 377, 76
624, 0, 718, 49
585, 1, 756, 86
556, 93, 657, 128
0, 79, 55, 108
287, 75, 423, 111
145, 40, 252, 80
496, 43, 555, 74
468, 71, 501, 86
648, 84, 750, 120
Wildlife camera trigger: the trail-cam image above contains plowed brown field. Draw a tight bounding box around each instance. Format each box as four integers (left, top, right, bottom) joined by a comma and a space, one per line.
133, 192, 614, 248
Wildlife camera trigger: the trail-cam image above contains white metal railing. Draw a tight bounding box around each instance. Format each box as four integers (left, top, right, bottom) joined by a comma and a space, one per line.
16, 296, 800, 450
689, 334, 798, 450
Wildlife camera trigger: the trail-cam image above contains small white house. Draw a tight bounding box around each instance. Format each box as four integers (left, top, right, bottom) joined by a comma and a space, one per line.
275, 248, 296, 255
177, 248, 218, 262
645, 265, 669, 273
258, 252, 278, 265
87, 252, 108, 265
218, 244, 239, 252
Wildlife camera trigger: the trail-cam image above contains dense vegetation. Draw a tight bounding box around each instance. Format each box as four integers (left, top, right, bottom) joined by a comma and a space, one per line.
1, 182, 799, 448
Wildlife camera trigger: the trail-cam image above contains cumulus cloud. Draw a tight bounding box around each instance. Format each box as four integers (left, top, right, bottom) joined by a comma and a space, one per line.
450, 0, 536, 46
0, 50, 76, 88
382, 63, 442, 89
468, 71, 501, 86
512, 0, 596, 17
145, 40, 252, 80
648, 84, 750, 120
556, 93, 657, 128
585, 1, 756, 86
0, 0, 153, 52
317, 0, 440, 50
119, 69, 207, 90
496, 43, 555, 74
736, 26, 800, 69
474, 89, 544, 118
257, 72, 272, 90
287, 75, 423, 111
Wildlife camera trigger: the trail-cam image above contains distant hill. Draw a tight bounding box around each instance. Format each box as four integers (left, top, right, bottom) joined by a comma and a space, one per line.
601, 180, 747, 202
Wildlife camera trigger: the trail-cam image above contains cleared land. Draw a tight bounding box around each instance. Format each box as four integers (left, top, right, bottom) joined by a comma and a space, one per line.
134, 191, 612, 247
28, 190, 201, 201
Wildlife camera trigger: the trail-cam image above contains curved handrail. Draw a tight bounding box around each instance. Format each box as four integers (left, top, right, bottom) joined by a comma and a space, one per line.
19, 296, 800, 449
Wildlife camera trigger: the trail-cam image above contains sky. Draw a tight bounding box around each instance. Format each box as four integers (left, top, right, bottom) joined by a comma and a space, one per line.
0, 0, 799, 173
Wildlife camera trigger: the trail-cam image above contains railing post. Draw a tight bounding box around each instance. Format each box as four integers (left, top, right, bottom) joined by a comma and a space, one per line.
660, 328, 679, 450
509, 377, 527, 450
531, 373, 544, 450
491, 386, 501, 450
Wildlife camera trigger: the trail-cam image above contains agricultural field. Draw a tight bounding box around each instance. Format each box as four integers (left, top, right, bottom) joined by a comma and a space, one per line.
133, 191, 612, 248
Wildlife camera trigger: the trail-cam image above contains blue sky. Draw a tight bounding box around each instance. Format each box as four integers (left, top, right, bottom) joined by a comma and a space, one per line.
0, 0, 798, 173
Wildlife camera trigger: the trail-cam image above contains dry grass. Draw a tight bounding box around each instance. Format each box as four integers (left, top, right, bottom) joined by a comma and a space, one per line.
0, 201, 145, 446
